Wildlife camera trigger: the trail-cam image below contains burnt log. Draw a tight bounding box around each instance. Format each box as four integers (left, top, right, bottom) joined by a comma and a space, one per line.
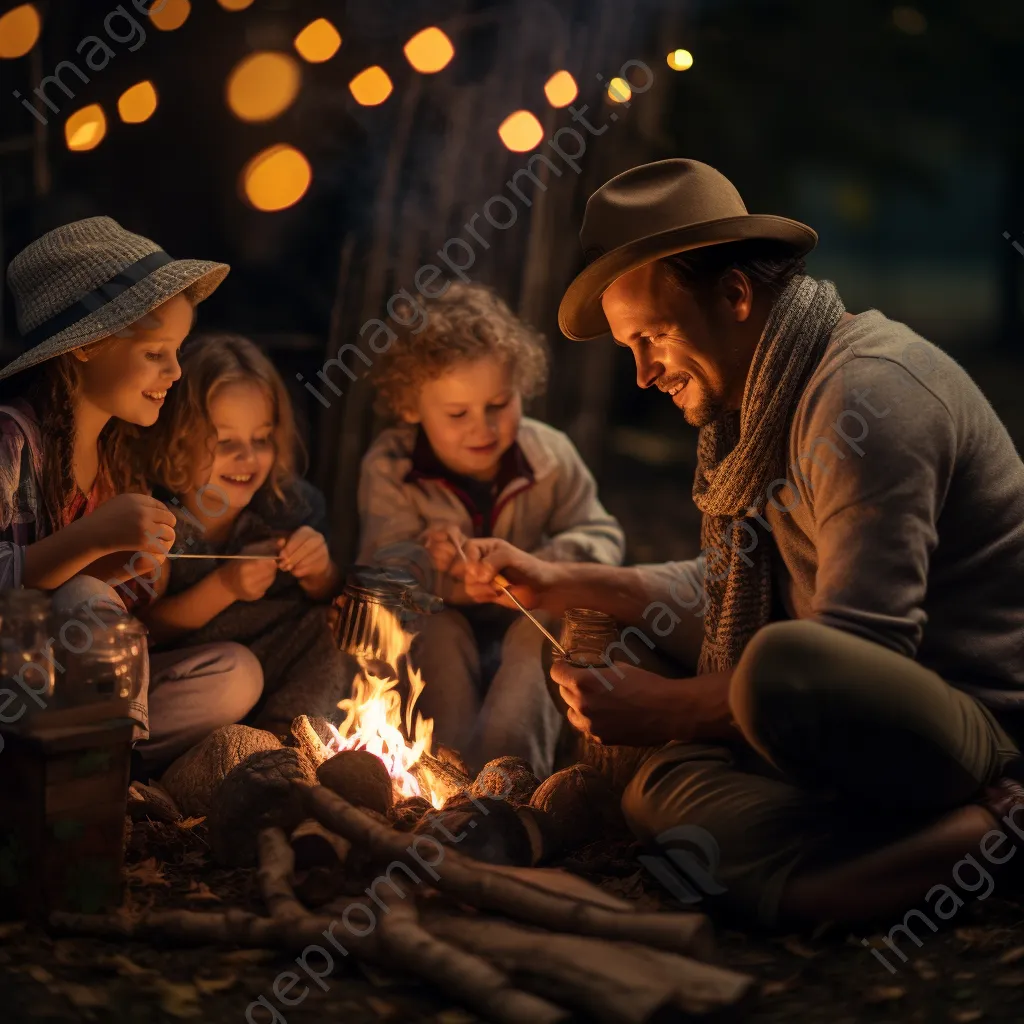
418, 797, 536, 866
469, 757, 540, 807
316, 749, 394, 815
206, 748, 317, 866
415, 751, 473, 806
525, 764, 625, 861
160, 725, 282, 818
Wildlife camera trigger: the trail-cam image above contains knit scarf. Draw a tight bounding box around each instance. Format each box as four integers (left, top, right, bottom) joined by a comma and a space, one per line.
693, 274, 845, 673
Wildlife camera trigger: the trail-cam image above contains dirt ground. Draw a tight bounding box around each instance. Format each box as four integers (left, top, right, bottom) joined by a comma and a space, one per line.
2, 816, 1024, 1024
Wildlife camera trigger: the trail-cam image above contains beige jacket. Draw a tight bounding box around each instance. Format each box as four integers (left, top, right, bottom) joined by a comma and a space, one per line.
357, 417, 625, 596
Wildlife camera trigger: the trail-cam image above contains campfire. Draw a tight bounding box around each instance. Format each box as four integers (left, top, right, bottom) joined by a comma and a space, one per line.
318, 597, 445, 808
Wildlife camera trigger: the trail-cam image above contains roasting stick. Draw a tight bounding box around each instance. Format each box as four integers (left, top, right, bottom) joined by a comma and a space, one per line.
166, 553, 279, 561
448, 528, 569, 658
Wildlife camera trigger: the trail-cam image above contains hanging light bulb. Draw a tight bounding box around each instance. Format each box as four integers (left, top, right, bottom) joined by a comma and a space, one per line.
498, 111, 543, 152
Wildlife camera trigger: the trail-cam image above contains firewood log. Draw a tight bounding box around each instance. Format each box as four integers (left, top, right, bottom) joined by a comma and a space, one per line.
290, 819, 352, 870
469, 757, 540, 807
425, 912, 753, 1021
206, 749, 316, 867
316, 749, 394, 815
127, 780, 182, 823
288, 714, 335, 764
414, 750, 473, 804
160, 725, 282, 818
298, 784, 714, 959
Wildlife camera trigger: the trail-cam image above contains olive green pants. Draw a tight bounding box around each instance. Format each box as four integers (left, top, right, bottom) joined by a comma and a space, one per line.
618, 620, 1022, 926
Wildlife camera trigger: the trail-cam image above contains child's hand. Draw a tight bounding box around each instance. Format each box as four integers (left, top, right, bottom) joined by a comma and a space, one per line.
421, 524, 467, 576
218, 542, 280, 602
89, 494, 177, 562
279, 526, 331, 582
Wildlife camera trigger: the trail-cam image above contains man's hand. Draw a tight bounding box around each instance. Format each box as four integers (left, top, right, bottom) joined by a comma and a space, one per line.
218, 541, 281, 602
550, 658, 689, 746
462, 537, 557, 609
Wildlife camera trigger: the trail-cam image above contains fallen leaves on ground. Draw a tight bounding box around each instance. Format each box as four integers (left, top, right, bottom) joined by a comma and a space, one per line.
367, 996, 397, 1018
177, 817, 207, 830
780, 936, 818, 959
950, 1011, 984, 1023
219, 948, 276, 965
193, 972, 238, 996
914, 959, 939, 981
863, 985, 907, 1003
155, 979, 202, 1019
999, 944, 1024, 964
996, 971, 1024, 986
126, 857, 170, 887
60, 983, 109, 1011
185, 880, 222, 902
761, 973, 801, 997
0, 923, 25, 942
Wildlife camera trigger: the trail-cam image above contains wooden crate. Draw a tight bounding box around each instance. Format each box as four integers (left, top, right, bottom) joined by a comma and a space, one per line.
0, 715, 133, 921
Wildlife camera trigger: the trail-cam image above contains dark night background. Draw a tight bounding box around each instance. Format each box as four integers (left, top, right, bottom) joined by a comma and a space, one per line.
2, 0, 1023, 566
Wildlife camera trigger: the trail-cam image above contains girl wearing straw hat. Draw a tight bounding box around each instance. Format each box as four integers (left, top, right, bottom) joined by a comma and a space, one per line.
0, 216, 263, 771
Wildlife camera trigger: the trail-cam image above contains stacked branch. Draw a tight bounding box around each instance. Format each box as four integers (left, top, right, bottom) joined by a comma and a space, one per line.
51, 784, 753, 1022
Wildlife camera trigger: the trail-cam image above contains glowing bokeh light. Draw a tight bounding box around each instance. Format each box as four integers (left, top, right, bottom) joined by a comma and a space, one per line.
117, 81, 158, 124
226, 51, 301, 122
667, 48, 693, 71
65, 104, 107, 152
217, 0, 255, 10
498, 110, 543, 152
294, 18, 341, 63
892, 5, 927, 34
242, 144, 312, 212
544, 70, 578, 108
150, 0, 191, 31
403, 27, 454, 73
607, 77, 631, 103
0, 4, 40, 59
349, 66, 393, 106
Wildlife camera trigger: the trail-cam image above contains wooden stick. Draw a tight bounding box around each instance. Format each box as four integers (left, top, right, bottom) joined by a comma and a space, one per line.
425, 912, 753, 1022
299, 784, 714, 959
166, 553, 279, 561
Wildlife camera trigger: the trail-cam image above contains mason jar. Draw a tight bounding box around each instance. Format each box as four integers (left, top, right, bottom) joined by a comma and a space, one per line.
61, 606, 148, 708
0, 589, 56, 720
558, 607, 618, 668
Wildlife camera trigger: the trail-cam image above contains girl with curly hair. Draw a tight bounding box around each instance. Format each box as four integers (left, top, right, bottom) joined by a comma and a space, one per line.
359, 281, 625, 777
140, 333, 354, 741
1, 217, 262, 770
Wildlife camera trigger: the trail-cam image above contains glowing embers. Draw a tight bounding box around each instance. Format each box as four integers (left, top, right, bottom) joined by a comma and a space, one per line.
241, 143, 311, 212
667, 49, 694, 71
150, 0, 191, 32
349, 66, 393, 106
294, 18, 341, 63
118, 81, 158, 124
498, 110, 543, 152
0, 4, 40, 59
65, 104, 107, 152
227, 51, 301, 122
403, 26, 454, 74
544, 70, 577, 108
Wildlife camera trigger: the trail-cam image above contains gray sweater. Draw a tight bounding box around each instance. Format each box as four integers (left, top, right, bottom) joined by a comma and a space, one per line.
644, 310, 1024, 706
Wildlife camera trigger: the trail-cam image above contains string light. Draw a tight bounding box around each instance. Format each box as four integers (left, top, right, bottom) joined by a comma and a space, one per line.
403, 27, 454, 73
217, 0, 255, 10
242, 143, 312, 212
606, 77, 631, 103
65, 104, 107, 151
150, 0, 191, 32
349, 66, 393, 106
0, 4, 40, 59
498, 110, 543, 152
544, 70, 578, 108
227, 51, 301, 122
117, 81, 158, 123
294, 18, 341, 63
667, 49, 693, 71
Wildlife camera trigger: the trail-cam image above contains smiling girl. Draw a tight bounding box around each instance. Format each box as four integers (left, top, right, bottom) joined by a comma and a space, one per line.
140, 333, 353, 739
358, 282, 625, 776
0, 216, 264, 770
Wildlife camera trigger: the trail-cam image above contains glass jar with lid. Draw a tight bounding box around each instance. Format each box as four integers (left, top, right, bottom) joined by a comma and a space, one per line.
61, 607, 148, 708
0, 589, 57, 720
558, 607, 618, 668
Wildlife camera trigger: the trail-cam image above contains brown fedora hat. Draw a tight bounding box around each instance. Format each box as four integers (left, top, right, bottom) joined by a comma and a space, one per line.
558, 158, 817, 341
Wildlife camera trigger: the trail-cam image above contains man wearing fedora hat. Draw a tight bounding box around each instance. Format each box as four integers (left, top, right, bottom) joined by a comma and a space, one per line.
464, 159, 1024, 925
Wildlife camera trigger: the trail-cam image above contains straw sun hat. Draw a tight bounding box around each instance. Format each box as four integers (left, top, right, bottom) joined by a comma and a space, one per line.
557, 158, 818, 341
1, 216, 230, 382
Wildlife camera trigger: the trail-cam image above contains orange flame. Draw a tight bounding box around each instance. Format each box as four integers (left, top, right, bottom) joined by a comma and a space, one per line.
320, 600, 446, 808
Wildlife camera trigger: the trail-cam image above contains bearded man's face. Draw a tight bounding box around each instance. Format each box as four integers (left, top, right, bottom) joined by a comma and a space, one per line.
601, 261, 756, 427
